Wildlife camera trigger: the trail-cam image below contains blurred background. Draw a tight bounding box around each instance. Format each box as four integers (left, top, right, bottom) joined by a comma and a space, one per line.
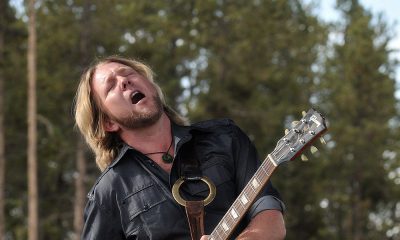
1, 0, 399, 239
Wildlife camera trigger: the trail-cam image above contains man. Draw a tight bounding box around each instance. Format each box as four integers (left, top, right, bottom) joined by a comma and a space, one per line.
74, 56, 286, 240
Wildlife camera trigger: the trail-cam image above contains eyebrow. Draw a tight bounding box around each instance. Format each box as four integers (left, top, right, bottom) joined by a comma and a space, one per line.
101, 66, 133, 82
99, 67, 135, 95
114, 66, 133, 74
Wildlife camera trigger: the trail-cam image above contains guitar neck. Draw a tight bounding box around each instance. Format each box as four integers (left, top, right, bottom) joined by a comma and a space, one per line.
207, 108, 327, 240
208, 155, 278, 240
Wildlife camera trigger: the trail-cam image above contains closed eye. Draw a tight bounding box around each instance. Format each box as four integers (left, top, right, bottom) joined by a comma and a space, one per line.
119, 68, 135, 77
105, 78, 116, 94
107, 84, 115, 92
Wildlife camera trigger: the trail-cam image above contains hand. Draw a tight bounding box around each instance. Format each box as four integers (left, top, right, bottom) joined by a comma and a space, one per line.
237, 210, 286, 240
200, 235, 209, 240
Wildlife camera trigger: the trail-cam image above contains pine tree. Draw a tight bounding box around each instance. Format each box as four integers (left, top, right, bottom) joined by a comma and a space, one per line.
319, 0, 398, 239
32, 0, 137, 237
184, 1, 328, 238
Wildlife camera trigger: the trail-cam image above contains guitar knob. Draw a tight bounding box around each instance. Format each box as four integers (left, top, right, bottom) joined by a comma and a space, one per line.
310, 145, 318, 154
291, 121, 299, 127
320, 137, 326, 145
301, 154, 308, 161
302, 111, 307, 117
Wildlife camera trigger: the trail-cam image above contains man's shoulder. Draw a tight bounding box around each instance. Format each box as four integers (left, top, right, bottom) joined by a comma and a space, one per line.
190, 118, 251, 144
86, 151, 149, 202
191, 118, 238, 132
86, 167, 120, 202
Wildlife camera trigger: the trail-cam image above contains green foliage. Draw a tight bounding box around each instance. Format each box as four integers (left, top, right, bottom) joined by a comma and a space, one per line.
185, 2, 330, 237
318, 0, 399, 239
189, 0, 327, 150
2, 2, 28, 239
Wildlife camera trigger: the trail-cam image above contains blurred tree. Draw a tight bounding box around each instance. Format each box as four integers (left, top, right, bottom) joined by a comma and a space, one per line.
113, 0, 203, 110
32, 0, 115, 238
0, 0, 6, 239
27, 0, 39, 239
3, 0, 399, 239
184, 1, 328, 239
73, 0, 91, 239
2, 2, 27, 239
319, 0, 398, 239
32, 0, 327, 238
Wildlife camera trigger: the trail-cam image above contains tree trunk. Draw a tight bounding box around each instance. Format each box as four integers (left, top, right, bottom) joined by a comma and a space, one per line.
0, 1, 6, 238
73, 1, 90, 238
27, 0, 38, 239
73, 138, 86, 240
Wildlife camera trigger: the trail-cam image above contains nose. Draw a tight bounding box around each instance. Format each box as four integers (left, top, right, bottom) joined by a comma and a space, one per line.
119, 77, 132, 90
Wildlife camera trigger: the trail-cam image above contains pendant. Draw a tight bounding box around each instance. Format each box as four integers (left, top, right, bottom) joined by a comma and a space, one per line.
162, 153, 174, 163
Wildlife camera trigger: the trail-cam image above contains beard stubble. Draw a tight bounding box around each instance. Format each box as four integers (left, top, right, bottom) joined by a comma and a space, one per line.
113, 95, 164, 129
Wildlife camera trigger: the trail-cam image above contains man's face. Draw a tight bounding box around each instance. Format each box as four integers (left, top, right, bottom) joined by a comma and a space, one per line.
91, 62, 163, 131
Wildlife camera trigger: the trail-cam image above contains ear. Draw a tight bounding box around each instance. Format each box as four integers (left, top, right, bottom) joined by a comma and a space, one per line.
104, 118, 120, 132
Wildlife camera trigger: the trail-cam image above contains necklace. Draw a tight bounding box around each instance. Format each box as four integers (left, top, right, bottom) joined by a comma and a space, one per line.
144, 137, 174, 163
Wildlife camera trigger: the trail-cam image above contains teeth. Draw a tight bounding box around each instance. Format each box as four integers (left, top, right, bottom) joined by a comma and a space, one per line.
131, 91, 138, 99
131, 91, 145, 104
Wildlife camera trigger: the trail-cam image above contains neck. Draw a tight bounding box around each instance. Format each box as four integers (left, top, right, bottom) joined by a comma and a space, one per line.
120, 112, 173, 154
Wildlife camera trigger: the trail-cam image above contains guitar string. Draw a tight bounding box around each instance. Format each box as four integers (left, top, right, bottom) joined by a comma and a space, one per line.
211, 160, 275, 239
211, 120, 316, 239
212, 160, 275, 236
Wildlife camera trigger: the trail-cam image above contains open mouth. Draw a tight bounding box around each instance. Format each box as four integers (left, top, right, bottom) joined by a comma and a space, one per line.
131, 91, 145, 104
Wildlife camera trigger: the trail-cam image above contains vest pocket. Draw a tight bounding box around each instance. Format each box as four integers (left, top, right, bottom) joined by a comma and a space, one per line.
120, 183, 167, 236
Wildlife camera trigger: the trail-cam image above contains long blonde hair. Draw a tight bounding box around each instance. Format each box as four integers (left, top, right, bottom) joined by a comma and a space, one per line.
74, 56, 188, 171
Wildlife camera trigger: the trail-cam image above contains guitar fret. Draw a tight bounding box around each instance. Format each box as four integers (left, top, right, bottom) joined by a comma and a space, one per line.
217, 226, 225, 239
209, 150, 279, 240
251, 178, 260, 189
208, 109, 326, 240
261, 163, 270, 176
215, 225, 224, 239
249, 182, 256, 193
210, 162, 277, 240
221, 221, 230, 231
211, 163, 274, 240
240, 193, 249, 205
267, 154, 278, 167
225, 210, 234, 227
235, 199, 246, 212
220, 222, 229, 236
230, 208, 239, 219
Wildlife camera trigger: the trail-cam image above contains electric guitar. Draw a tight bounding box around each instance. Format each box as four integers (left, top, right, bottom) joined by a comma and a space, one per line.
208, 108, 327, 240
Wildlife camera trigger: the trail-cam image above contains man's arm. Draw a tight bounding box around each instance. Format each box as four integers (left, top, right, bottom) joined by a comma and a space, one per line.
231, 123, 286, 239
236, 210, 286, 240
81, 198, 124, 240
200, 210, 285, 240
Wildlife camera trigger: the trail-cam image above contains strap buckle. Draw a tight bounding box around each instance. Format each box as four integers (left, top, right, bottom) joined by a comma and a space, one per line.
172, 176, 216, 207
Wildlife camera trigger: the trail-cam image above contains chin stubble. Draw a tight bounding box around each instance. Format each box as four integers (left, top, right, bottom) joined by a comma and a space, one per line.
115, 95, 164, 129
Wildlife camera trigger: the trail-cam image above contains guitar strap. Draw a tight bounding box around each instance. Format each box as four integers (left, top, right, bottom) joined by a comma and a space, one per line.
174, 138, 210, 240
185, 200, 205, 240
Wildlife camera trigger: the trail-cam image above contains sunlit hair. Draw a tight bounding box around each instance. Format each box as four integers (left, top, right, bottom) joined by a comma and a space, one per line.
74, 56, 188, 171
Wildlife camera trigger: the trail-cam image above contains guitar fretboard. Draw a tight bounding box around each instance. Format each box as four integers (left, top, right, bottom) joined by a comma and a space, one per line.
208, 155, 277, 240
206, 109, 327, 240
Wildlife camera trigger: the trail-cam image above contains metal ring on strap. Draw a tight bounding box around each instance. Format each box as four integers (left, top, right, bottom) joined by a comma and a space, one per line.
172, 176, 216, 207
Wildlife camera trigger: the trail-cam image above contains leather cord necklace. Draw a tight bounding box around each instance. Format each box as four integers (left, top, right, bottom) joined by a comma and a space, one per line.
144, 137, 174, 163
